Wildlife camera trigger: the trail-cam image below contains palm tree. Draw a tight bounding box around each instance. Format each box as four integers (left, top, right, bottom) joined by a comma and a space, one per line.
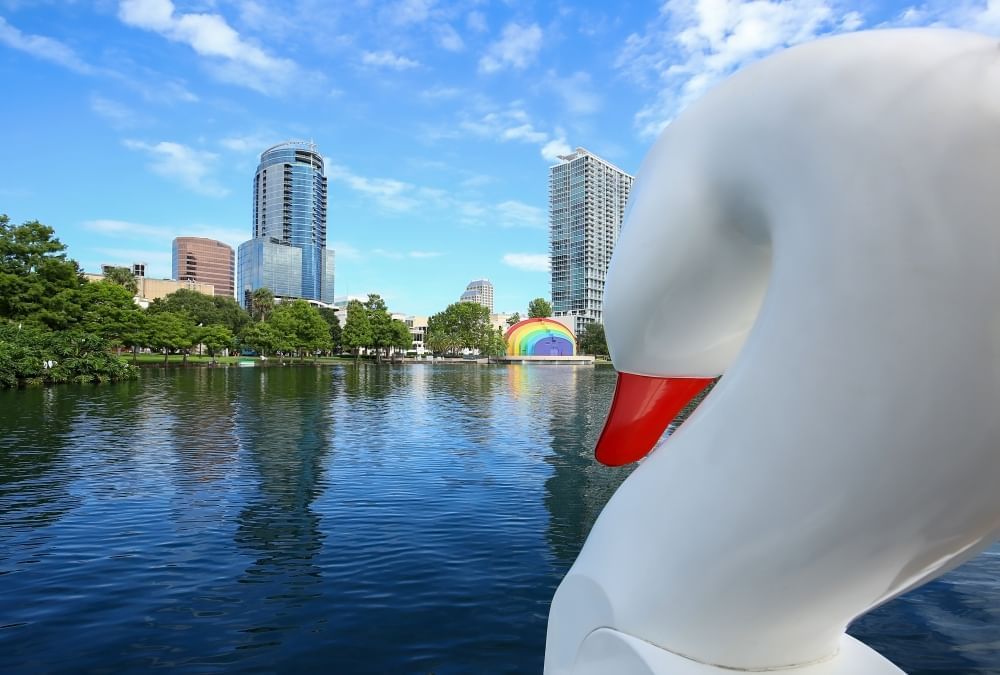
250, 287, 275, 322
103, 266, 138, 295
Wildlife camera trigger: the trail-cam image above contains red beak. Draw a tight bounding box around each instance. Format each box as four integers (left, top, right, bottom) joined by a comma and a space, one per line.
595, 373, 714, 466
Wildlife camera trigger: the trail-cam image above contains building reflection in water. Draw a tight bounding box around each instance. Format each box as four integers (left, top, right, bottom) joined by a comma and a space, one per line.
232, 367, 333, 649
529, 366, 633, 567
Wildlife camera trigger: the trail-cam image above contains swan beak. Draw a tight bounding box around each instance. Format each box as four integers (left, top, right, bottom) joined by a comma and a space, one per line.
595, 374, 714, 466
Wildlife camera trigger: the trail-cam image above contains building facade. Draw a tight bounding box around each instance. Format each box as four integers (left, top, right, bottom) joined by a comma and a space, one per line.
549, 147, 633, 336
172, 237, 235, 297
237, 141, 334, 308
460, 278, 494, 312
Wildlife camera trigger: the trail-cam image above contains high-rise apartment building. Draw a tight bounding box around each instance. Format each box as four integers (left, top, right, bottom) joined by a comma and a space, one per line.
237, 141, 335, 307
549, 147, 633, 336
172, 237, 235, 297
460, 278, 494, 312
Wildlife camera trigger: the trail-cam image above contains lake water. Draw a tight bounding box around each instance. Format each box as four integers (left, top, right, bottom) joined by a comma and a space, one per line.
1, 365, 997, 673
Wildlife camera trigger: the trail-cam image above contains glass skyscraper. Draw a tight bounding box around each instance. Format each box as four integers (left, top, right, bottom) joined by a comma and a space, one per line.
237, 141, 335, 308
549, 147, 633, 337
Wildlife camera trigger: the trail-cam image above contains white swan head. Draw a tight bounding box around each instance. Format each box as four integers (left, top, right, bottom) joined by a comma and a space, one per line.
547, 28, 1000, 674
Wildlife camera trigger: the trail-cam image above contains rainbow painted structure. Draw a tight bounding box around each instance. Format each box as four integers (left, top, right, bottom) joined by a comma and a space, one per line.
505, 318, 576, 357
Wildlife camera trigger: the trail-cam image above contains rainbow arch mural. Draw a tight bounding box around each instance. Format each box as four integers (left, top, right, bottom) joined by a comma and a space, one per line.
505, 318, 576, 357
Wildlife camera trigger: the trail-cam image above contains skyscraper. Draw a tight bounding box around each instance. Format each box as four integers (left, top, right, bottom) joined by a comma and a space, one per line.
549, 147, 633, 336
173, 237, 235, 297
460, 278, 494, 312
237, 141, 335, 307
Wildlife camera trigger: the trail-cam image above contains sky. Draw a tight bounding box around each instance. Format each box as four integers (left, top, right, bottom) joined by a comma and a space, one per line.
1, 0, 997, 316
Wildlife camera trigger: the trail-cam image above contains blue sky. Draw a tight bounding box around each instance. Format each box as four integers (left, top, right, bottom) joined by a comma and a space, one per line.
1, 0, 996, 316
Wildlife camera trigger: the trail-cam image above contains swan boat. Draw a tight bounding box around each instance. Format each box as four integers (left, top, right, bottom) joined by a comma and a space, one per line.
545, 29, 1000, 675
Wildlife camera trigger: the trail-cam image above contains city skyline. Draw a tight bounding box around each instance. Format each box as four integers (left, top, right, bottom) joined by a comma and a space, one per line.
1, 1, 997, 316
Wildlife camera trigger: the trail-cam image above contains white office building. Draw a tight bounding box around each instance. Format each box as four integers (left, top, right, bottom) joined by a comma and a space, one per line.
549, 147, 633, 336
460, 278, 494, 312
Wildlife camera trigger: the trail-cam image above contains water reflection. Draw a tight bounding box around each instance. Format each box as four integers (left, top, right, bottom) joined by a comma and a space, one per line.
232, 368, 332, 650
0, 366, 997, 673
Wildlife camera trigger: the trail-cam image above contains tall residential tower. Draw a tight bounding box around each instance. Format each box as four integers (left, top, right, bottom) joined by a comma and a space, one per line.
237, 141, 335, 307
549, 147, 633, 336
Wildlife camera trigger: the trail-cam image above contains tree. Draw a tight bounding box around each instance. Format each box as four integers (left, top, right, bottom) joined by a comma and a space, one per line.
250, 287, 274, 323
341, 300, 372, 359
269, 300, 330, 361
77, 280, 144, 353
318, 307, 342, 354
527, 298, 552, 318
364, 294, 393, 361
147, 288, 219, 327
426, 301, 494, 355
483, 327, 508, 358
197, 324, 234, 363
389, 319, 412, 356
578, 322, 609, 356
146, 311, 195, 364
240, 322, 280, 358
506, 312, 521, 327
211, 295, 250, 335
103, 266, 138, 295
0, 214, 85, 328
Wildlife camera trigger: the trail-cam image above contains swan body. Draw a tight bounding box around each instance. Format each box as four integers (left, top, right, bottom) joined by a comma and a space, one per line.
545, 29, 1000, 674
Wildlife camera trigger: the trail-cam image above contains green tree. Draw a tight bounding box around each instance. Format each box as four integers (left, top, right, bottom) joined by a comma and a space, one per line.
318, 307, 342, 354
147, 288, 219, 327
483, 327, 508, 358
364, 294, 393, 361
506, 312, 521, 327
426, 301, 494, 356
389, 319, 412, 357
341, 299, 372, 359
0, 214, 84, 328
527, 297, 552, 318
78, 280, 144, 353
211, 295, 251, 335
269, 300, 330, 361
103, 266, 138, 295
250, 287, 275, 322
0, 322, 137, 387
197, 324, 234, 363
240, 322, 280, 358
146, 311, 195, 364
578, 322, 609, 356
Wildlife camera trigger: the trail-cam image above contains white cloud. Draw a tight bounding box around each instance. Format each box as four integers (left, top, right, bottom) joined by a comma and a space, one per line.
479, 22, 543, 73
0, 16, 95, 74
384, 0, 435, 25
325, 164, 419, 211
361, 50, 420, 70
118, 0, 301, 93
502, 253, 549, 272
90, 95, 141, 128
83, 219, 246, 249
329, 241, 362, 260
467, 11, 488, 33
541, 135, 572, 162
436, 23, 464, 51
123, 139, 229, 197
549, 71, 602, 115
219, 133, 276, 153
325, 162, 543, 230
497, 201, 546, 229
460, 106, 571, 161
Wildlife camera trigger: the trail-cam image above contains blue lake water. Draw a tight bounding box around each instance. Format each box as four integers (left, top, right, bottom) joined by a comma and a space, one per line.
0, 365, 997, 673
